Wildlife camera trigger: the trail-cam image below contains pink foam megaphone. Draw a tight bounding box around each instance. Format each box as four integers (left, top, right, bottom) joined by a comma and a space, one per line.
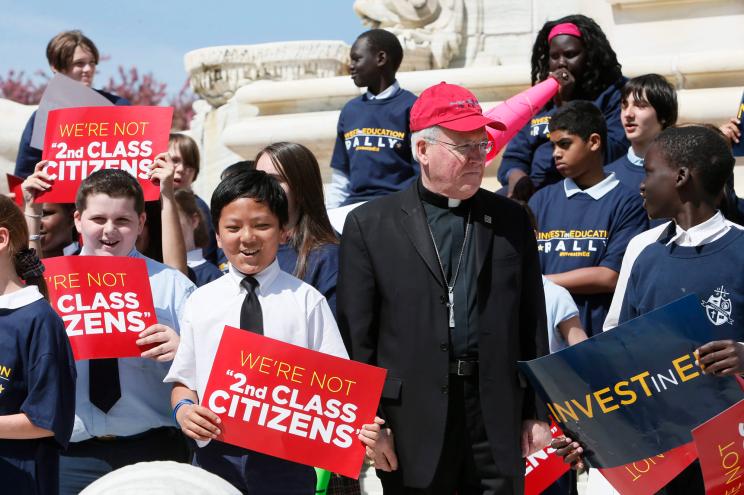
485, 77, 560, 163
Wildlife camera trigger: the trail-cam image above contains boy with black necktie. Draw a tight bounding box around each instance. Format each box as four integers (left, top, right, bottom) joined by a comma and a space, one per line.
165, 170, 349, 493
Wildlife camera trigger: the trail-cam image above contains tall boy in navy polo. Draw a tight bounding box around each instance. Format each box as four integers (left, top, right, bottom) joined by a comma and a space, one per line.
529, 101, 647, 336
327, 29, 418, 207
59, 169, 195, 494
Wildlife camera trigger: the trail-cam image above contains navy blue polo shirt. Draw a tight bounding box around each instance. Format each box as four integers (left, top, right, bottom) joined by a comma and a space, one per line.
529, 173, 648, 336
0, 287, 76, 494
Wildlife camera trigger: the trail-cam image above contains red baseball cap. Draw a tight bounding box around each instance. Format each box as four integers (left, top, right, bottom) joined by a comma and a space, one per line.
410, 82, 506, 132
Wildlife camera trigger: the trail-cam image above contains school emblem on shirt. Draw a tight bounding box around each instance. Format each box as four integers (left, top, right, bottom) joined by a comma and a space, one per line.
701, 286, 734, 326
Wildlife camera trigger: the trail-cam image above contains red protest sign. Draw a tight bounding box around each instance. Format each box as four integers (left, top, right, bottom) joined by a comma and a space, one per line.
43, 256, 158, 360
202, 326, 387, 479
38, 106, 172, 203
692, 399, 744, 495
524, 421, 570, 495
599, 442, 698, 495
6, 174, 23, 208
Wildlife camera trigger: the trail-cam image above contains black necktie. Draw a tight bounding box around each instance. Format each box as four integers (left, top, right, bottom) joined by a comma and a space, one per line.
89, 358, 121, 413
240, 276, 263, 334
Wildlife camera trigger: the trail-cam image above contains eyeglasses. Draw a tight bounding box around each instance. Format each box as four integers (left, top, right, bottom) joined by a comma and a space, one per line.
427, 138, 493, 157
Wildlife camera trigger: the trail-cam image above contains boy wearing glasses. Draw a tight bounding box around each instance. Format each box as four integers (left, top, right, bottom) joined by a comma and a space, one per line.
326, 29, 418, 208
528, 101, 647, 337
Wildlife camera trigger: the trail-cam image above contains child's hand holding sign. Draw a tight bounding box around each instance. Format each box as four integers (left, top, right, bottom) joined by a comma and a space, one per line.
137, 323, 180, 362
150, 151, 176, 196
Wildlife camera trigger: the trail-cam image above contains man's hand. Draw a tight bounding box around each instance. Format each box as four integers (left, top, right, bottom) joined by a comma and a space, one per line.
696, 340, 744, 376
521, 419, 552, 457
137, 324, 180, 362
176, 403, 222, 441
551, 436, 585, 470
359, 417, 398, 472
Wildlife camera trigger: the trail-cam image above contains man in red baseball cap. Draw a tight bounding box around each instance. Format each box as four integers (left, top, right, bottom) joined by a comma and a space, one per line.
340, 82, 549, 494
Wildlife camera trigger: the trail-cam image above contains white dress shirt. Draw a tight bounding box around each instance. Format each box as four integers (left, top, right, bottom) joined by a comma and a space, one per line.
165, 258, 348, 411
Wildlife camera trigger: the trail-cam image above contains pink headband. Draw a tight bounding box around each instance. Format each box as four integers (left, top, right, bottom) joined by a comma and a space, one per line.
548, 23, 582, 43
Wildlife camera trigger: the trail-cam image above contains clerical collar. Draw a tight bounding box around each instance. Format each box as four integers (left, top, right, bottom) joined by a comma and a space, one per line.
417, 180, 463, 208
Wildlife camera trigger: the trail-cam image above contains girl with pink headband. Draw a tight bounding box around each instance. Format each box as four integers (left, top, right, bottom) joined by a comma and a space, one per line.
498, 14, 628, 199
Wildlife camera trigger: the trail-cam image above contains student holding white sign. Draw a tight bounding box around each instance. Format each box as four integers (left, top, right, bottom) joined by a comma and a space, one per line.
14, 30, 129, 180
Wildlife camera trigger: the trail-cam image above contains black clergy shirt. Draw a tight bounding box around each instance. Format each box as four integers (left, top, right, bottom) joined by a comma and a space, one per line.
418, 180, 479, 359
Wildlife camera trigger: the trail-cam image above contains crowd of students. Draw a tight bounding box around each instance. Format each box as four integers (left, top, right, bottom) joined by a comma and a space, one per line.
2, 14, 743, 495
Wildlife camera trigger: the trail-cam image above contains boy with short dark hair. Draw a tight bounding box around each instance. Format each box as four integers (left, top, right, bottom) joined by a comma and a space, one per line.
327, 29, 418, 207
165, 170, 349, 493
606, 74, 678, 192
557, 125, 744, 495
528, 100, 648, 336
59, 168, 196, 494
621, 126, 744, 337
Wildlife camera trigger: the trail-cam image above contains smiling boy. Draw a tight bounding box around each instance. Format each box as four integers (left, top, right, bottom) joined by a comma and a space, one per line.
605, 74, 678, 194
326, 29, 418, 208
58, 169, 195, 494
15, 31, 129, 179
165, 170, 348, 493
528, 101, 648, 336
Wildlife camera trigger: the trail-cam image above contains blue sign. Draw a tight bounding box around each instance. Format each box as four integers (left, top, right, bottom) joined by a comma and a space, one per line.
519, 295, 742, 468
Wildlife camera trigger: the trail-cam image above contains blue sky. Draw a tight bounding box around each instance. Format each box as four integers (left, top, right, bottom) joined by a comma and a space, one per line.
0, 1, 364, 95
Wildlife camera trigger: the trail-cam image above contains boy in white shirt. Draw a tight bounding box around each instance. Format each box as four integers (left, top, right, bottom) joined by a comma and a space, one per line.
165, 170, 349, 493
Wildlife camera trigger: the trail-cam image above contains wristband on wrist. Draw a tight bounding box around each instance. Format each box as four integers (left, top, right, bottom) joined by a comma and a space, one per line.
25, 212, 42, 219
29, 234, 41, 242
173, 398, 195, 425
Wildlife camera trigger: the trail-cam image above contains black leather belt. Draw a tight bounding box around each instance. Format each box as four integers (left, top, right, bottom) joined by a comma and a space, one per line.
449, 359, 478, 376
93, 426, 174, 442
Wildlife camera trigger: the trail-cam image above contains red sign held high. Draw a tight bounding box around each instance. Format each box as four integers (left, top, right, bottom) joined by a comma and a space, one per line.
38, 106, 172, 203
